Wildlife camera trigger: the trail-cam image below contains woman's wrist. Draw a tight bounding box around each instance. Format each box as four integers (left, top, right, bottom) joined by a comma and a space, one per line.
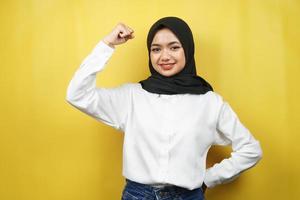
102, 38, 115, 49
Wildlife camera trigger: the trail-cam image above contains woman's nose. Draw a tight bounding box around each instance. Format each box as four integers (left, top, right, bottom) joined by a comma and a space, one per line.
160, 49, 171, 61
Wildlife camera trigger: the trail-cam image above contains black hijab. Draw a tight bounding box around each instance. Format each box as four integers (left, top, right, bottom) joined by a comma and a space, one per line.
139, 16, 213, 95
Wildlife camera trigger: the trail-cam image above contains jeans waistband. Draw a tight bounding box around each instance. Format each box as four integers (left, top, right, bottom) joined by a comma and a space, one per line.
125, 178, 190, 192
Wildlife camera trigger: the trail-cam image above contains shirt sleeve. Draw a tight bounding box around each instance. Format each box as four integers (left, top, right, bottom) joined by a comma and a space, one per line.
66, 41, 131, 132
203, 97, 263, 188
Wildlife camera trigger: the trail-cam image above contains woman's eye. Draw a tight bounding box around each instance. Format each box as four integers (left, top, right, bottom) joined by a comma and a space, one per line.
171, 46, 181, 50
151, 48, 160, 52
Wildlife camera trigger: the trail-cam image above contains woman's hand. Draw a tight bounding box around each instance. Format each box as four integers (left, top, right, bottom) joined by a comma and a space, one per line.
201, 183, 207, 194
103, 23, 134, 48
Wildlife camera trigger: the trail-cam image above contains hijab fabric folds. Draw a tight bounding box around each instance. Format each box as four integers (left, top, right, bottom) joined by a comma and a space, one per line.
139, 16, 213, 95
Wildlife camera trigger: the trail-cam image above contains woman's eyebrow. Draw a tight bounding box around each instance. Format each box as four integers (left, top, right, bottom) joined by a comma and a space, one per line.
151, 41, 181, 47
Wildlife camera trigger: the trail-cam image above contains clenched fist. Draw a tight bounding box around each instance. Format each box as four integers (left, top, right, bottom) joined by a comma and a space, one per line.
103, 23, 134, 48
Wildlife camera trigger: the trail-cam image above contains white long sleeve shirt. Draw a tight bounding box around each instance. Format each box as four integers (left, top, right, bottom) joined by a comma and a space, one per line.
66, 41, 263, 190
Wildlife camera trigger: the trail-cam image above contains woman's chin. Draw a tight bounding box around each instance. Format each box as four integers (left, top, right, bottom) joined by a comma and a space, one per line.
159, 70, 176, 77
153, 66, 180, 77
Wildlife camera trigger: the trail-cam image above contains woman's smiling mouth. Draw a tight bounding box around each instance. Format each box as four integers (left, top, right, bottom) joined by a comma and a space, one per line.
159, 63, 175, 70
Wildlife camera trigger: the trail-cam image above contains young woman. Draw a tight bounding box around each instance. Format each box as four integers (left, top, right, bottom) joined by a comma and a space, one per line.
66, 17, 263, 200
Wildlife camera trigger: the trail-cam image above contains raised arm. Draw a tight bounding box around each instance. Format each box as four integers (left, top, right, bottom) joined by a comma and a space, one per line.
66, 23, 134, 131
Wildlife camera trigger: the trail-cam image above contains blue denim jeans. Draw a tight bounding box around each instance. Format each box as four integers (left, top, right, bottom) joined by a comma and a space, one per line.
121, 179, 206, 200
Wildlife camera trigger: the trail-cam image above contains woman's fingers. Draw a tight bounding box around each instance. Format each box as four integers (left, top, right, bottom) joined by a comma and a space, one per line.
119, 32, 134, 39
118, 23, 134, 39
103, 22, 135, 47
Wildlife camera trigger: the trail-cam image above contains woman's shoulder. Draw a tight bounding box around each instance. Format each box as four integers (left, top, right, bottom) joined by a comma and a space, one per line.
119, 82, 141, 90
204, 91, 225, 105
113, 82, 141, 95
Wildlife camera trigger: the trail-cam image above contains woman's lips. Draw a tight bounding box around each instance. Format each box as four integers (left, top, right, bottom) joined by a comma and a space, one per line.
159, 63, 175, 70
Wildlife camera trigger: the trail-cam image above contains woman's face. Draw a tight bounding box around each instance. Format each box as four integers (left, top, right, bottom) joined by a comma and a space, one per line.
150, 28, 186, 77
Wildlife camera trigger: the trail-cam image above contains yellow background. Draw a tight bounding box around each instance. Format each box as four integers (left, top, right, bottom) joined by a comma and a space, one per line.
1, 0, 299, 199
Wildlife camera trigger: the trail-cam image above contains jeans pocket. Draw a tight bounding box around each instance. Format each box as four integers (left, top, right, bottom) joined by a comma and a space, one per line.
122, 191, 139, 200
